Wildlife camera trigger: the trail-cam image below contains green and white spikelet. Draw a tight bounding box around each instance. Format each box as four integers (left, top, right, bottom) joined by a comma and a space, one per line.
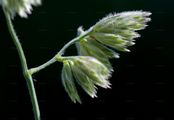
61, 56, 112, 103
76, 11, 151, 69
0, 0, 41, 18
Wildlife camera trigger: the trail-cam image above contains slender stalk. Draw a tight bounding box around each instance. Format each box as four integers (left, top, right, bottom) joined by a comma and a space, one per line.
29, 57, 57, 75
3, 8, 40, 120
28, 27, 93, 75
57, 28, 92, 56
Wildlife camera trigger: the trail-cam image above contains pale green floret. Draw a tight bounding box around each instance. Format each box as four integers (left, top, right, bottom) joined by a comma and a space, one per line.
71, 56, 111, 89
61, 56, 111, 103
91, 33, 130, 52
71, 65, 98, 98
92, 33, 126, 45
61, 60, 81, 103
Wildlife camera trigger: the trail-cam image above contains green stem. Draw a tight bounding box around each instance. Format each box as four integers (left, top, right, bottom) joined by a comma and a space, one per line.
57, 28, 91, 56
29, 27, 93, 75
29, 57, 57, 75
3, 9, 40, 120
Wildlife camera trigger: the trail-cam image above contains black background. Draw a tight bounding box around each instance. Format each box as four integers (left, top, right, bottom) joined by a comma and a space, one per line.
0, 0, 174, 120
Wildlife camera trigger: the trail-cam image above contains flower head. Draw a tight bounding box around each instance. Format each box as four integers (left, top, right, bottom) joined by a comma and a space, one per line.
76, 11, 151, 68
90, 11, 151, 51
61, 56, 112, 103
0, 0, 41, 18
93, 11, 151, 33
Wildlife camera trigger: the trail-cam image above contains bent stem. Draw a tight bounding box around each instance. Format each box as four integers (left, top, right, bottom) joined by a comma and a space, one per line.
3, 8, 40, 120
28, 27, 93, 75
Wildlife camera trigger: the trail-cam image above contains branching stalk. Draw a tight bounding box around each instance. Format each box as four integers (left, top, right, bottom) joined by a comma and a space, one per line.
3, 8, 40, 120
28, 27, 93, 75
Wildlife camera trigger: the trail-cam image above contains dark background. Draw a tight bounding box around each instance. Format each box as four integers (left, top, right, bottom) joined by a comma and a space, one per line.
0, 0, 174, 120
